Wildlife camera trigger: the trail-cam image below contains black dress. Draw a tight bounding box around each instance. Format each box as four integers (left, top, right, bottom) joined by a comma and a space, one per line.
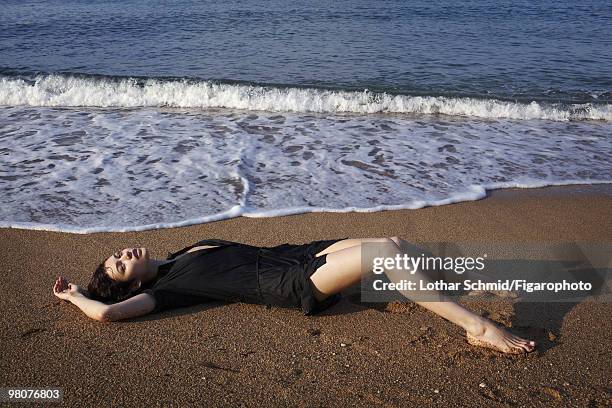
142, 238, 347, 315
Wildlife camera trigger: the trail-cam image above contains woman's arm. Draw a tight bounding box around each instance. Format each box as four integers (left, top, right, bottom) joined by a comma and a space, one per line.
102, 293, 155, 322
53, 276, 155, 322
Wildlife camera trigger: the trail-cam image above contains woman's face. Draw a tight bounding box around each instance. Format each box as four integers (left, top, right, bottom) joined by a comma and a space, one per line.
103, 247, 149, 282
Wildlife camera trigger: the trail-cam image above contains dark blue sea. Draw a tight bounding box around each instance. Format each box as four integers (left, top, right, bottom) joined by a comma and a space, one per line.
1, 0, 610, 232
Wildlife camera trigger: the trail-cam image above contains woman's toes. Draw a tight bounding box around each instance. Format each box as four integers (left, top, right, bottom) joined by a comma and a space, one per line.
515, 339, 534, 352
504, 343, 521, 354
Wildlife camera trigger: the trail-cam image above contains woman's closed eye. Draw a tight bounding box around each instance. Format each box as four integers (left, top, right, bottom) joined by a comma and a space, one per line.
113, 252, 125, 274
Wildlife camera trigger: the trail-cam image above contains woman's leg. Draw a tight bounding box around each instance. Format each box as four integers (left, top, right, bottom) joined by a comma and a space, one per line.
309, 237, 536, 354
318, 238, 496, 286
313, 237, 390, 258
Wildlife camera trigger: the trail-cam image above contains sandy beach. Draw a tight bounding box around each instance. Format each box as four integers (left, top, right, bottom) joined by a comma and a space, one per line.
1, 184, 611, 407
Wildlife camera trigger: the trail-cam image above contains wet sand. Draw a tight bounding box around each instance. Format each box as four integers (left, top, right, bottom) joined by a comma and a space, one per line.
0, 184, 611, 407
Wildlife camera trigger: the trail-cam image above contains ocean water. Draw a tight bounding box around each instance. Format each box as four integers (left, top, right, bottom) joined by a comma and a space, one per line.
1, 0, 610, 233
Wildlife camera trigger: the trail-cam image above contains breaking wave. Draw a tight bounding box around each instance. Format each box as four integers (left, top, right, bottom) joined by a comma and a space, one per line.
1, 73, 610, 121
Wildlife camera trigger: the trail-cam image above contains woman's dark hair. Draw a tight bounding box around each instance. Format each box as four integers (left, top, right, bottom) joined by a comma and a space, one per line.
87, 261, 144, 303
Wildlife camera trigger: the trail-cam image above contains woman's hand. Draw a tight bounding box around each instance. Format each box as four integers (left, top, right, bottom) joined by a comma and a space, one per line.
53, 276, 83, 301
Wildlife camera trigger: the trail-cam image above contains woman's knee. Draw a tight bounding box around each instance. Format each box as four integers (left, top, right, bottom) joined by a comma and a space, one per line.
372, 237, 401, 258
352, 238, 398, 264
388, 236, 403, 246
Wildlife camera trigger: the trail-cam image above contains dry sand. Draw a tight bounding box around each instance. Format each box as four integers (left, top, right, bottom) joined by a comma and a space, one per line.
1, 184, 611, 407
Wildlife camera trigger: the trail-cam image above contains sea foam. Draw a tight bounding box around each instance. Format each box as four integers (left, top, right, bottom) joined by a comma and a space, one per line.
1, 74, 610, 122
0, 106, 610, 233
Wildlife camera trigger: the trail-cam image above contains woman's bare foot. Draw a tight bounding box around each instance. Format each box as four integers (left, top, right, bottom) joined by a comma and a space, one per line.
466, 318, 536, 354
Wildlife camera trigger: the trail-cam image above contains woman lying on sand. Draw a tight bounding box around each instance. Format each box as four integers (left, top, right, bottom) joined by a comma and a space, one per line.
53, 236, 536, 354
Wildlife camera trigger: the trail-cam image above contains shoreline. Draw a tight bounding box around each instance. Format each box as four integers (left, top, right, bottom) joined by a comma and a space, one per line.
1, 182, 611, 235
1, 183, 611, 406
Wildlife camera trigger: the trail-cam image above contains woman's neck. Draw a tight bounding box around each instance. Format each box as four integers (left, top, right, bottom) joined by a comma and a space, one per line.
145, 259, 175, 283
